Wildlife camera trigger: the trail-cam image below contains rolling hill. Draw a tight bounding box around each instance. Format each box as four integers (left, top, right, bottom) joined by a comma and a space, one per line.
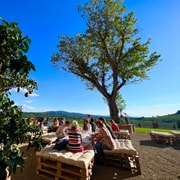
22, 110, 180, 130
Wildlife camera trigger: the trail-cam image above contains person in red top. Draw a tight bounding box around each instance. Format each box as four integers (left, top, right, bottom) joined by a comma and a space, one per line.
67, 120, 84, 153
110, 119, 120, 131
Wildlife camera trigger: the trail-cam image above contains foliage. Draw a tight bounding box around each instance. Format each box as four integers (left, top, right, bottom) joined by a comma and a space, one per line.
116, 93, 126, 112
131, 113, 180, 130
51, 0, 161, 122
103, 92, 126, 112
0, 18, 39, 179
0, 18, 38, 95
0, 94, 42, 177
177, 120, 180, 129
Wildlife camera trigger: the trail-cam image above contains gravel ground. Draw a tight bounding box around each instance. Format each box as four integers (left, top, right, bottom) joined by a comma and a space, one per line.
12, 132, 180, 180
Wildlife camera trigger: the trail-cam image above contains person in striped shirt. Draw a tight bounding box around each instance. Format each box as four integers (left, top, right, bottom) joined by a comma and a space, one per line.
67, 120, 84, 153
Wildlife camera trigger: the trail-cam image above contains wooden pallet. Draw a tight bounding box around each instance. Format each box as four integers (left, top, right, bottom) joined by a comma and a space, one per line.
118, 124, 135, 134
103, 151, 141, 175
103, 139, 141, 175
171, 131, 180, 144
114, 130, 131, 140
36, 157, 93, 180
41, 132, 57, 145
36, 146, 94, 180
150, 131, 175, 145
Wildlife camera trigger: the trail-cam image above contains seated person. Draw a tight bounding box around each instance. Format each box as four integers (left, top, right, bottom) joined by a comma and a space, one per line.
90, 117, 97, 132
56, 120, 70, 139
82, 118, 92, 135
91, 120, 116, 164
48, 117, 59, 132
67, 120, 84, 153
43, 117, 49, 126
110, 119, 120, 131
98, 117, 117, 139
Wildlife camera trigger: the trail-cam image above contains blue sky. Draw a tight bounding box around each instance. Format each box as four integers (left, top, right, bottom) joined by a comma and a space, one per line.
1, 0, 180, 117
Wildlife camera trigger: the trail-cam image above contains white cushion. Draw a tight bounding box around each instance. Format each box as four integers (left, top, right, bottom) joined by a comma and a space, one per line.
104, 139, 137, 156
150, 131, 174, 137
36, 144, 94, 169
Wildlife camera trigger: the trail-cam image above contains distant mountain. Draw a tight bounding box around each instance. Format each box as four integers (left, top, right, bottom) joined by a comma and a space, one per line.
23, 110, 180, 121
22, 110, 109, 119
23, 110, 143, 121
45, 110, 99, 118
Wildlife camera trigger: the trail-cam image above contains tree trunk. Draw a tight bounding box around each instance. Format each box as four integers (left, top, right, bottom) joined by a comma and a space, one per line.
108, 100, 119, 123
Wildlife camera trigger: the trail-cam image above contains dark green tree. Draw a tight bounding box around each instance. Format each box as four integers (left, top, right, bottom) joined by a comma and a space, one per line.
177, 120, 180, 129
0, 18, 39, 179
51, 0, 161, 122
173, 124, 176, 129
0, 18, 38, 95
138, 123, 142, 128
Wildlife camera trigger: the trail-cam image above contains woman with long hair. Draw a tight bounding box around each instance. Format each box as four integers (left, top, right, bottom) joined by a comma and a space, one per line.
67, 120, 84, 152
91, 120, 116, 164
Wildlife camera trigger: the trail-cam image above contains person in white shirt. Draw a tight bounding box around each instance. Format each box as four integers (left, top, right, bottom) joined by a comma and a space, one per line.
82, 118, 92, 136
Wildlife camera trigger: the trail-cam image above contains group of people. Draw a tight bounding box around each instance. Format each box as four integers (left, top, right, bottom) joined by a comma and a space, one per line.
47, 115, 121, 165
29, 115, 120, 164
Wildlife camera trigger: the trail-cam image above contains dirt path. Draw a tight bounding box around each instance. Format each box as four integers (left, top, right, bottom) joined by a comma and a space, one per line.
129, 133, 180, 180
12, 133, 180, 180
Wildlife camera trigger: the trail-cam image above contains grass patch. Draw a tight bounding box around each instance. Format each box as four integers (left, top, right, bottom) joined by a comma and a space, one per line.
135, 127, 180, 134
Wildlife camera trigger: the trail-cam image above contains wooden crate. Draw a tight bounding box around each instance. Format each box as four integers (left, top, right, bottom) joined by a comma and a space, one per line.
150, 131, 175, 145
41, 132, 57, 145
114, 130, 131, 140
104, 151, 141, 175
103, 139, 141, 175
118, 124, 135, 134
36, 146, 94, 180
36, 157, 93, 180
171, 131, 180, 144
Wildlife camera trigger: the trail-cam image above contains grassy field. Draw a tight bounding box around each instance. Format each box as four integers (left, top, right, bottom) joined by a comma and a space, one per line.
135, 127, 180, 133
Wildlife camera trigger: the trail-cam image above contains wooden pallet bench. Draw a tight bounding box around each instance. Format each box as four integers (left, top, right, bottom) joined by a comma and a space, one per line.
41, 132, 57, 145
118, 124, 135, 134
36, 144, 95, 180
103, 139, 141, 175
171, 131, 180, 144
114, 130, 131, 140
150, 131, 175, 145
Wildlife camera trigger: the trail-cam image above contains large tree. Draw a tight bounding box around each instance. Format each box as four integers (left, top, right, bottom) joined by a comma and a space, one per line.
51, 0, 161, 122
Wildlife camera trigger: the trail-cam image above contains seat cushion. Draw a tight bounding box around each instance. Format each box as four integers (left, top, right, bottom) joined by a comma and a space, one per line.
36, 144, 95, 169
104, 139, 137, 156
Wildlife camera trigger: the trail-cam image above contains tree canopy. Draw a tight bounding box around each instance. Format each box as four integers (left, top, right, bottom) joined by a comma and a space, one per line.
51, 0, 161, 122
0, 19, 38, 95
0, 18, 39, 178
